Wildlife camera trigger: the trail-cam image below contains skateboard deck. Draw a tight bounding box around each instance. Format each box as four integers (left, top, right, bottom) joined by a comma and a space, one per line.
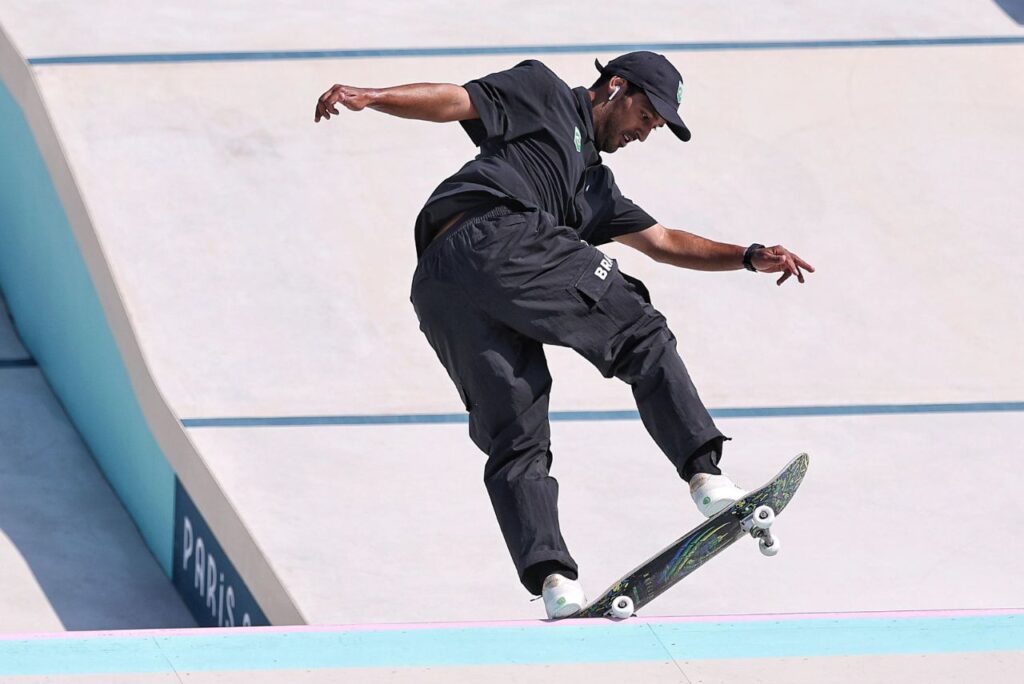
569, 452, 809, 619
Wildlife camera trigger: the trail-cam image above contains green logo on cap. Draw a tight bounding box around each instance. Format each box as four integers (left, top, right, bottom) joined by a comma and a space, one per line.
677, 81, 684, 105
574, 126, 582, 152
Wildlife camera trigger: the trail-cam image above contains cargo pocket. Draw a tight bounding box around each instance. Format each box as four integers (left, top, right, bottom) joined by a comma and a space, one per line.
569, 249, 617, 306
620, 271, 652, 304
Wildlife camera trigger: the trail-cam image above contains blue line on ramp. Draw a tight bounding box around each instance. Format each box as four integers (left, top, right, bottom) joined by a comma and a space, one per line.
181, 401, 1024, 428
27, 36, 1024, 65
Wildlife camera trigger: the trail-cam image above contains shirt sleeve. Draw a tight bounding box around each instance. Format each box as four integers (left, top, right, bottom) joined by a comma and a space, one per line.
459, 60, 560, 146
577, 165, 657, 246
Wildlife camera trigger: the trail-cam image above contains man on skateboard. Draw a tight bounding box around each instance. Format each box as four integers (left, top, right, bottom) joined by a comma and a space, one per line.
315, 52, 814, 618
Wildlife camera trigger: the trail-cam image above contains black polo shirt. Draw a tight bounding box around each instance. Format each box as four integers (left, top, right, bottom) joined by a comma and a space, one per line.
414, 59, 657, 256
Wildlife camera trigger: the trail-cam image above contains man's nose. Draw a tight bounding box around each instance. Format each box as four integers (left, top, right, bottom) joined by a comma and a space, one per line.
647, 119, 667, 141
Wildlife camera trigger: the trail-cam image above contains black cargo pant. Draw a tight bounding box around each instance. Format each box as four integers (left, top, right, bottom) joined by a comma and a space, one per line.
410, 206, 726, 595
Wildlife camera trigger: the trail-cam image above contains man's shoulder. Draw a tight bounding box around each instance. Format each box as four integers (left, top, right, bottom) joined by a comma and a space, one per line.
508, 59, 571, 93
511, 59, 555, 74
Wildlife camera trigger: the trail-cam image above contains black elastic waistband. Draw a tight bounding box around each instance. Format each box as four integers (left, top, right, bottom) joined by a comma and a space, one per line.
420, 202, 517, 261
458, 202, 513, 227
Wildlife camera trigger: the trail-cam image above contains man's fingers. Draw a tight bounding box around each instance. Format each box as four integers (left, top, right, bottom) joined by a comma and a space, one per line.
787, 257, 804, 283
315, 91, 348, 121
758, 246, 812, 285
315, 86, 345, 122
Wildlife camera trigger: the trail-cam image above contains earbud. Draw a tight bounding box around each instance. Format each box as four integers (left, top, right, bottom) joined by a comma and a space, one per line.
609, 86, 621, 101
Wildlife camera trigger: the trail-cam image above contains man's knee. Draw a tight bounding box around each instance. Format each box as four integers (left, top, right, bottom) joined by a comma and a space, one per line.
483, 443, 553, 486
605, 311, 677, 385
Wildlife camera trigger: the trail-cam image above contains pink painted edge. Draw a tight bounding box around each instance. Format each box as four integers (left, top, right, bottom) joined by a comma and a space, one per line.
3, 607, 1022, 642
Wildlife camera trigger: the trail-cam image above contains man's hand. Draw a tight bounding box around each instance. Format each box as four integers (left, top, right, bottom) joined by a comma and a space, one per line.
315, 84, 375, 122
751, 245, 815, 286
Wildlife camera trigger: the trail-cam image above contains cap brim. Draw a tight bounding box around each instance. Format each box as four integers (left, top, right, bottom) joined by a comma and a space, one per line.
647, 91, 691, 142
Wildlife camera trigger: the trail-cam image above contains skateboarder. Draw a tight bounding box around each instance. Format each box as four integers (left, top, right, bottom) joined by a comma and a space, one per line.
315, 52, 814, 618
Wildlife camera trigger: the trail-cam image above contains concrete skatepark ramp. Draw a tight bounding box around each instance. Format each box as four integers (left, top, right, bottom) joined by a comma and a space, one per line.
1, 1, 1022, 679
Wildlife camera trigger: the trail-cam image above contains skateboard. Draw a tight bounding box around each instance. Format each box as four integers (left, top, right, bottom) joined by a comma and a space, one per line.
567, 452, 809, 619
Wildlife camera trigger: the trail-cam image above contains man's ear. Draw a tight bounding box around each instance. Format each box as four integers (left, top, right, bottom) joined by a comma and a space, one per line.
608, 76, 630, 101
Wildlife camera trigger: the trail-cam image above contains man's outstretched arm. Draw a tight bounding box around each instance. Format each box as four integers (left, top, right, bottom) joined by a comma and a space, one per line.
314, 83, 478, 123
614, 223, 815, 286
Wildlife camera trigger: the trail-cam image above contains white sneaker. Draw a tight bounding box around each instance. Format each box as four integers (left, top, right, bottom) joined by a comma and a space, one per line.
541, 573, 586, 619
690, 473, 747, 517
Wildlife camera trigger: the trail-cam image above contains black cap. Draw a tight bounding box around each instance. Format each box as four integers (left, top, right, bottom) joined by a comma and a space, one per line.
594, 51, 691, 142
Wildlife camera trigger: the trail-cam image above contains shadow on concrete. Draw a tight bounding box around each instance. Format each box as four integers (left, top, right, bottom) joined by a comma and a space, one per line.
993, 0, 1024, 23
0, 291, 195, 631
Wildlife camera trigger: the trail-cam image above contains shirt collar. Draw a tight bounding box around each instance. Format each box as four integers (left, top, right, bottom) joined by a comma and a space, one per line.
572, 86, 601, 166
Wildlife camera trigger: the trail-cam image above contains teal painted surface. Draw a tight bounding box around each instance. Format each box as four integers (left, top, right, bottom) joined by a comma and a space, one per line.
0, 78, 175, 575
0, 615, 1022, 674
651, 616, 1024, 659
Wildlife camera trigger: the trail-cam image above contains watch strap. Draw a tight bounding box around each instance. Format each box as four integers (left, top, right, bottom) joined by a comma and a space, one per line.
743, 243, 765, 272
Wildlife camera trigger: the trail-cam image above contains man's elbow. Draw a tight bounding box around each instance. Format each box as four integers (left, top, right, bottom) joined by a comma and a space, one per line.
446, 85, 478, 122
643, 230, 675, 264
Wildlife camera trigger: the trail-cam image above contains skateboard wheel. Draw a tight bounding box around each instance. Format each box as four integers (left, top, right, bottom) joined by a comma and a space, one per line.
610, 596, 634, 619
751, 505, 775, 530
759, 534, 781, 557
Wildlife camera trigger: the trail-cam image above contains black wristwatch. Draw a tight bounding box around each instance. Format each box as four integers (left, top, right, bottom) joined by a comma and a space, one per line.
743, 243, 765, 272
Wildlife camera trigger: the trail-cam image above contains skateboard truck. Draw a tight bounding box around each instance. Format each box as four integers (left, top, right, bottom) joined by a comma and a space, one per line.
740, 504, 781, 557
